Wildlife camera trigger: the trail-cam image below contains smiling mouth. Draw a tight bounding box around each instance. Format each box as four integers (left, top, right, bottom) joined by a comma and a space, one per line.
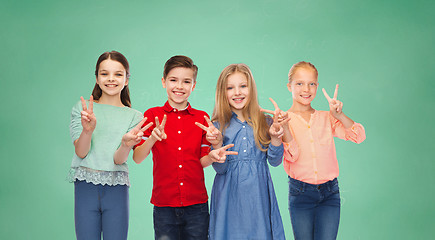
105, 84, 118, 88
173, 91, 184, 96
300, 95, 311, 98
233, 97, 245, 103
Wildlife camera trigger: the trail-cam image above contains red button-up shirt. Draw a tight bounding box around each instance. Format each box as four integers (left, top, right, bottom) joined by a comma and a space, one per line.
136, 101, 211, 207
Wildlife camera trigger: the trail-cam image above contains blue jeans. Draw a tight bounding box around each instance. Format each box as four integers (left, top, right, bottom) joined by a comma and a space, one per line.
153, 202, 209, 240
289, 177, 340, 240
74, 180, 129, 240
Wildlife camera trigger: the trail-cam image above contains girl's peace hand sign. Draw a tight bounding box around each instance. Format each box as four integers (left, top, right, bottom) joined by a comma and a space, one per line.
322, 84, 343, 118
209, 144, 238, 163
121, 118, 154, 148
195, 116, 223, 147
80, 96, 96, 133
151, 115, 167, 141
261, 98, 290, 139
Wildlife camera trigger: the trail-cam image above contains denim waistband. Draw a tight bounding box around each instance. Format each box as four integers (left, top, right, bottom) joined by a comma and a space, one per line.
289, 177, 338, 192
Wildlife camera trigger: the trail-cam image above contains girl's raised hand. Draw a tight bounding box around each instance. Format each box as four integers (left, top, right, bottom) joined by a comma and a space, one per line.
261, 98, 291, 127
121, 118, 153, 148
209, 144, 238, 163
80, 96, 96, 133
195, 116, 223, 146
151, 115, 167, 141
322, 84, 343, 118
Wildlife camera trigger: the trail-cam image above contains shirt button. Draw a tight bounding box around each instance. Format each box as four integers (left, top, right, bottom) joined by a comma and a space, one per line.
243, 137, 246, 140
180, 182, 183, 186
178, 116, 181, 119
178, 147, 181, 150
243, 126, 245, 128
178, 131, 181, 134
243, 150, 246, 152
315, 171, 318, 174
307, 125, 311, 128
179, 165, 182, 168
310, 139, 314, 143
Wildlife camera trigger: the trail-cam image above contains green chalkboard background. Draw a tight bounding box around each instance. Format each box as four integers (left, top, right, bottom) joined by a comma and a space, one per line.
1, 0, 434, 239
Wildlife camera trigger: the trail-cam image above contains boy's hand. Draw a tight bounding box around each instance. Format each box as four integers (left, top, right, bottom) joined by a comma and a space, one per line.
121, 118, 153, 148
80, 96, 96, 133
322, 84, 343, 119
209, 144, 238, 163
195, 116, 223, 147
151, 115, 167, 141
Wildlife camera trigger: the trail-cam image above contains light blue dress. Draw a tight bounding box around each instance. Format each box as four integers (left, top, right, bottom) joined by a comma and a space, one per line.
209, 113, 286, 240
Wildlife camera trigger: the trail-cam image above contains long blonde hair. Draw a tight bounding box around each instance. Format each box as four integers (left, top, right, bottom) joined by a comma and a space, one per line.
212, 63, 270, 151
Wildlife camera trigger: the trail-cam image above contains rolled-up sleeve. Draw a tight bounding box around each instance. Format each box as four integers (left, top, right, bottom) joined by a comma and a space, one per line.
70, 101, 83, 143
283, 139, 300, 163
333, 120, 366, 144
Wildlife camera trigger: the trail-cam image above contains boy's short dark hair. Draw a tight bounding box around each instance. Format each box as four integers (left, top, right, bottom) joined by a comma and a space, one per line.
163, 55, 198, 81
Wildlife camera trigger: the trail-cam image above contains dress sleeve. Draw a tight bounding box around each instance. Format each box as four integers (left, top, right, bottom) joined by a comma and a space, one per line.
267, 143, 284, 167
330, 115, 366, 144
212, 157, 229, 174
69, 101, 83, 143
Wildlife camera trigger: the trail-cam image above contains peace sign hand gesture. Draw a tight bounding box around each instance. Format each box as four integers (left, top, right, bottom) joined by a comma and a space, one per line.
195, 116, 223, 148
80, 96, 96, 133
151, 115, 167, 141
208, 144, 238, 163
322, 84, 343, 119
261, 98, 291, 136
121, 118, 154, 148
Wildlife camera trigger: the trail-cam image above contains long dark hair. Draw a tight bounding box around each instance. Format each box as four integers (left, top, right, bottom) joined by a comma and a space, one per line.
92, 51, 131, 107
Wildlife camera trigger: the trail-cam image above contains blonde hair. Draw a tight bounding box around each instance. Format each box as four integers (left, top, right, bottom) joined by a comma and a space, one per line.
212, 63, 270, 151
288, 61, 318, 83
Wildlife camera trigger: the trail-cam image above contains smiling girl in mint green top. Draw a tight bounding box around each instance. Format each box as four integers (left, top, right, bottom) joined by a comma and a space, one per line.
69, 51, 152, 240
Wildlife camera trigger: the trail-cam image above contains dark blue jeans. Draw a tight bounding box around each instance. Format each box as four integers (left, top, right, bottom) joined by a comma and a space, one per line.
74, 180, 129, 240
289, 177, 340, 240
153, 202, 209, 240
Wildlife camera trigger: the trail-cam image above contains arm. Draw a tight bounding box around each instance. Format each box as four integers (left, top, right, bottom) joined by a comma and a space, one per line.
132, 115, 167, 164
114, 117, 153, 165
323, 85, 365, 143
203, 144, 238, 171
73, 96, 96, 159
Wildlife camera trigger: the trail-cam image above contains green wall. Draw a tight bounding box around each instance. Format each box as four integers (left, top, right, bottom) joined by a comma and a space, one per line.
1, 0, 434, 239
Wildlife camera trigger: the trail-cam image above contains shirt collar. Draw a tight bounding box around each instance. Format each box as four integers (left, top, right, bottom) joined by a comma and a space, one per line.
163, 101, 193, 114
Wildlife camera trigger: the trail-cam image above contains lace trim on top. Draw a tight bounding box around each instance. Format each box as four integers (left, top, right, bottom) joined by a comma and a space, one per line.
67, 167, 130, 186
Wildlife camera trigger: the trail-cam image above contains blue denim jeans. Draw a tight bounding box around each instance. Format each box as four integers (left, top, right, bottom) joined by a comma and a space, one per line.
289, 177, 340, 240
74, 180, 129, 240
153, 202, 209, 240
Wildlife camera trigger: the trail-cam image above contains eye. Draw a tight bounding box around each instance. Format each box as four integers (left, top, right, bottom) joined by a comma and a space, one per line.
241, 84, 247, 88
100, 73, 107, 76
227, 87, 233, 90
296, 83, 302, 86
116, 73, 123, 77
310, 83, 317, 86
184, 80, 191, 84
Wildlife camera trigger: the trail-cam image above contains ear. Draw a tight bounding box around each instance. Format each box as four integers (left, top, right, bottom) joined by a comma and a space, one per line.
191, 81, 196, 91
161, 77, 166, 88
287, 82, 292, 92
125, 78, 129, 86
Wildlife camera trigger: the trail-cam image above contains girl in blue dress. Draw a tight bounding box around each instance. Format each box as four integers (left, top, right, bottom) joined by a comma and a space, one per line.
197, 63, 287, 239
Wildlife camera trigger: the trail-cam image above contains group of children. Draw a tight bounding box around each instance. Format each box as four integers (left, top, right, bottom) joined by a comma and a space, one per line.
69, 51, 366, 240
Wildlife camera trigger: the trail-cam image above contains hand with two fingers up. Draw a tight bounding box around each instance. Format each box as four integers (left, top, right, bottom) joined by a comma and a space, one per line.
121, 118, 154, 148
195, 116, 223, 148
322, 84, 344, 119
208, 144, 238, 164
80, 96, 97, 133
151, 115, 167, 142
261, 98, 292, 144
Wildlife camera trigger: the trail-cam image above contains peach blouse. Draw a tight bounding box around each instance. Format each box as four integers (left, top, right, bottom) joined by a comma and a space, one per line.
283, 110, 366, 184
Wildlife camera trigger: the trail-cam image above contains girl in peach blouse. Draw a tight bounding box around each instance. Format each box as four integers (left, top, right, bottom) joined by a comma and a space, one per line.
263, 61, 365, 240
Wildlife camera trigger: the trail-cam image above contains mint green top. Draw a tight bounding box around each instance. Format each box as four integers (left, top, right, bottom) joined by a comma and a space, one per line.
68, 100, 142, 186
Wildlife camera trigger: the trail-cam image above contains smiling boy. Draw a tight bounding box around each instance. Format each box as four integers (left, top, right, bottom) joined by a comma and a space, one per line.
133, 55, 211, 239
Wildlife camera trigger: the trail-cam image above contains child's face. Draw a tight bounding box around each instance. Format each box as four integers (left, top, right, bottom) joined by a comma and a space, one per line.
287, 67, 318, 106
96, 59, 128, 98
226, 72, 249, 114
162, 67, 196, 109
